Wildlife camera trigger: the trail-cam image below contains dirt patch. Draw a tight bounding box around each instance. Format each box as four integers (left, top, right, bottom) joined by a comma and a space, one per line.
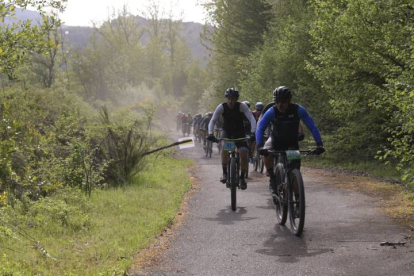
128, 166, 200, 275
303, 167, 414, 235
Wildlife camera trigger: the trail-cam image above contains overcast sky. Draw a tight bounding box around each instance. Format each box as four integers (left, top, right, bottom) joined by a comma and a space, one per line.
58, 0, 206, 27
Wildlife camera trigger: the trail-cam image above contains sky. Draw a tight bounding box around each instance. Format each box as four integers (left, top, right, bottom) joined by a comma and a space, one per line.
57, 0, 206, 27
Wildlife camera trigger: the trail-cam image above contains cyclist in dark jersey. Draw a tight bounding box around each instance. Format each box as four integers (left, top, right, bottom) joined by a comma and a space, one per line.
200, 112, 213, 146
256, 86, 325, 193
207, 88, 256, 190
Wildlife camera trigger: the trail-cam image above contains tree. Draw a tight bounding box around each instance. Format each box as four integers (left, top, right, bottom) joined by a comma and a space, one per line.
0, 0, 66, 79
201, 0, 272, 104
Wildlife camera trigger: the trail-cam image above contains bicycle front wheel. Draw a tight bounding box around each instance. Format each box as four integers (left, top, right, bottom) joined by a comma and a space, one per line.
288, 168, 305, 236
230, 157, 237, 211
259, 156, 265, 173
274, 163, 288, 225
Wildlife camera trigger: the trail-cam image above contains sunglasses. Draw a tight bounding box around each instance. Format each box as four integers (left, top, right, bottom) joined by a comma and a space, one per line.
275, 99, 290, 104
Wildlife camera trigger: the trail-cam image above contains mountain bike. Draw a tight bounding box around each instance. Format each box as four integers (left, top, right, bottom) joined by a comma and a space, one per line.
204, 132, 213, 158
253, 148, 265, 173
267, 149, 312, 236
214, 128, 222, 153
214, 137, 248, 211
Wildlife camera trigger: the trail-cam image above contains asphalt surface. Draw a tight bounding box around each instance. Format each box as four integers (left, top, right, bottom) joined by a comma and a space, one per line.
132, 134, 414, 276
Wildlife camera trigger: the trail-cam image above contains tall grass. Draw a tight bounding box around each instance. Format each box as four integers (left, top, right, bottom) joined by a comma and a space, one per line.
0, 155, 193, 275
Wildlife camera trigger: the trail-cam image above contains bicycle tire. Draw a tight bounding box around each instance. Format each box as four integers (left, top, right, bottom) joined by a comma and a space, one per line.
288, 168, 305, 236
230, 157, 237, 211
274, 163, 288, 225
260, 157, 265, 173
208, 141, 212, 157
253, 153, 258, 171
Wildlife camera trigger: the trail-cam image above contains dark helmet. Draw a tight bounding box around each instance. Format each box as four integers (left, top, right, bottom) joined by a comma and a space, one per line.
273, 86, 292, 101
208, 112, 213, 116
255, 102, 264, 110
224, 88, 239, 98
243, 101, 250, 108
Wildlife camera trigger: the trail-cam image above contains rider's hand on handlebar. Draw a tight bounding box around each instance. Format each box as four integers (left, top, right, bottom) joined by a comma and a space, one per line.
311, 143, 325, 155
207, 134, 217, 142
257, 144, 268, 156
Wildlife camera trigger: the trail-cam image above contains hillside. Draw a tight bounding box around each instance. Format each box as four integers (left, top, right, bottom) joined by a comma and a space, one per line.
1, 8, 210, 65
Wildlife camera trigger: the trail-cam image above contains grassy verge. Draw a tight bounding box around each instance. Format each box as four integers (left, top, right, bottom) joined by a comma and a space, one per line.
302, 157, 402, 183
0, 154, 193, 275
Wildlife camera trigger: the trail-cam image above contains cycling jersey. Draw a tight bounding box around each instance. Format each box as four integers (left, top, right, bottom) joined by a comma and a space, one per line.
209, 102, 256, 135
256, 103, 322, 147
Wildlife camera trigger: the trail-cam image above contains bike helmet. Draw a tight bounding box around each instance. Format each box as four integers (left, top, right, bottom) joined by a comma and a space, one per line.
224, 88, 239, 98
205, 112, 209, 116
273, 86, 292, 101
255, 102, 264, 110
208, 112, 213, 116
243, 101, 251, 108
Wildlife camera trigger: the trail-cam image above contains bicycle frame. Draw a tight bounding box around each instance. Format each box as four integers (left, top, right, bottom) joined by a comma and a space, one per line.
214, 137, 248, 211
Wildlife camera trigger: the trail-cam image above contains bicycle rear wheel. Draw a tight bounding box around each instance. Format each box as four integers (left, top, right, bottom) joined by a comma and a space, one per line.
288, 169, 305, 236
208, 141, 212, 157
230, 157, 237, 211
274, 163, 288, 225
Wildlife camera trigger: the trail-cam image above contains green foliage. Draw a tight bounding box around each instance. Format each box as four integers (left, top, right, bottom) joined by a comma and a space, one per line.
308, 0, 414, 183
202, 0, 272, 105
0, 155, 193, 275
0, 86, 106, 199
99, 106, 153, 187
0, 0, 66, 79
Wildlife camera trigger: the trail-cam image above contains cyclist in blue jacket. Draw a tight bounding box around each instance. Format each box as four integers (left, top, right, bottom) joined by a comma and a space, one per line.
256, 86, 325, 193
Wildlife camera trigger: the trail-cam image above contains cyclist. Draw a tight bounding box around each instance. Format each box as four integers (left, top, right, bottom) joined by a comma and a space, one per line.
176, 111, 183, 132
242, 101, 255, 164
207, 88, 256, 190
252, 102, 264, 121
256, 86, 325, 193
186, 113, 193, 135
199, 112, 212, 147
193, 114, 203, 141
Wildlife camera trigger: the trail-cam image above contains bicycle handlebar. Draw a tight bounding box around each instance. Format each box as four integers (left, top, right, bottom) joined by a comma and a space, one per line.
266, 149, 315, 156
212, 137, 249, 143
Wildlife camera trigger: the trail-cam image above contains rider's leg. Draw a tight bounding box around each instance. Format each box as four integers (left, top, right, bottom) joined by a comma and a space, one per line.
263, 138, 277, 192
220, 144, 228, 183
238, 146, 249, 190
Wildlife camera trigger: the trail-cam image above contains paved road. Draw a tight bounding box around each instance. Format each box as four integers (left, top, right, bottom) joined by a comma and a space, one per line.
132, 136, 413, 276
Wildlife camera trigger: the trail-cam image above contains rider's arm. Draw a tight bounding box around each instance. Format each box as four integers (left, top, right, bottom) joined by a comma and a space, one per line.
297, 105, 323, 145
255, 107, 275, 145
209, 104, 224, 135
240, 103, 256, 133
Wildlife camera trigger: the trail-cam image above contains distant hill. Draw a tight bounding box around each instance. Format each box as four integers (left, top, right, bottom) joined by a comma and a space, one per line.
1, 8, 210, 66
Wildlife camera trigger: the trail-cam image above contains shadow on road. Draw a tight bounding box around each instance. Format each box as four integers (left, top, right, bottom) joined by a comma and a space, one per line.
255, 228, 332, 263
204, 207, 258, 225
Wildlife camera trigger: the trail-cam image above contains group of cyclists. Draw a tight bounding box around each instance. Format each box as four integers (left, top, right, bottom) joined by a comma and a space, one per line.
176, 85, 325, 195
176, 111, 214, 148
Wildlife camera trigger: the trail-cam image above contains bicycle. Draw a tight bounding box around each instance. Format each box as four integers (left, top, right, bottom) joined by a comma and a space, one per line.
253, 147, 265, 173
214, 128, 222, 153
213, 137, 249, 211
203, 130, 213, 158
266, 149, 313, 236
